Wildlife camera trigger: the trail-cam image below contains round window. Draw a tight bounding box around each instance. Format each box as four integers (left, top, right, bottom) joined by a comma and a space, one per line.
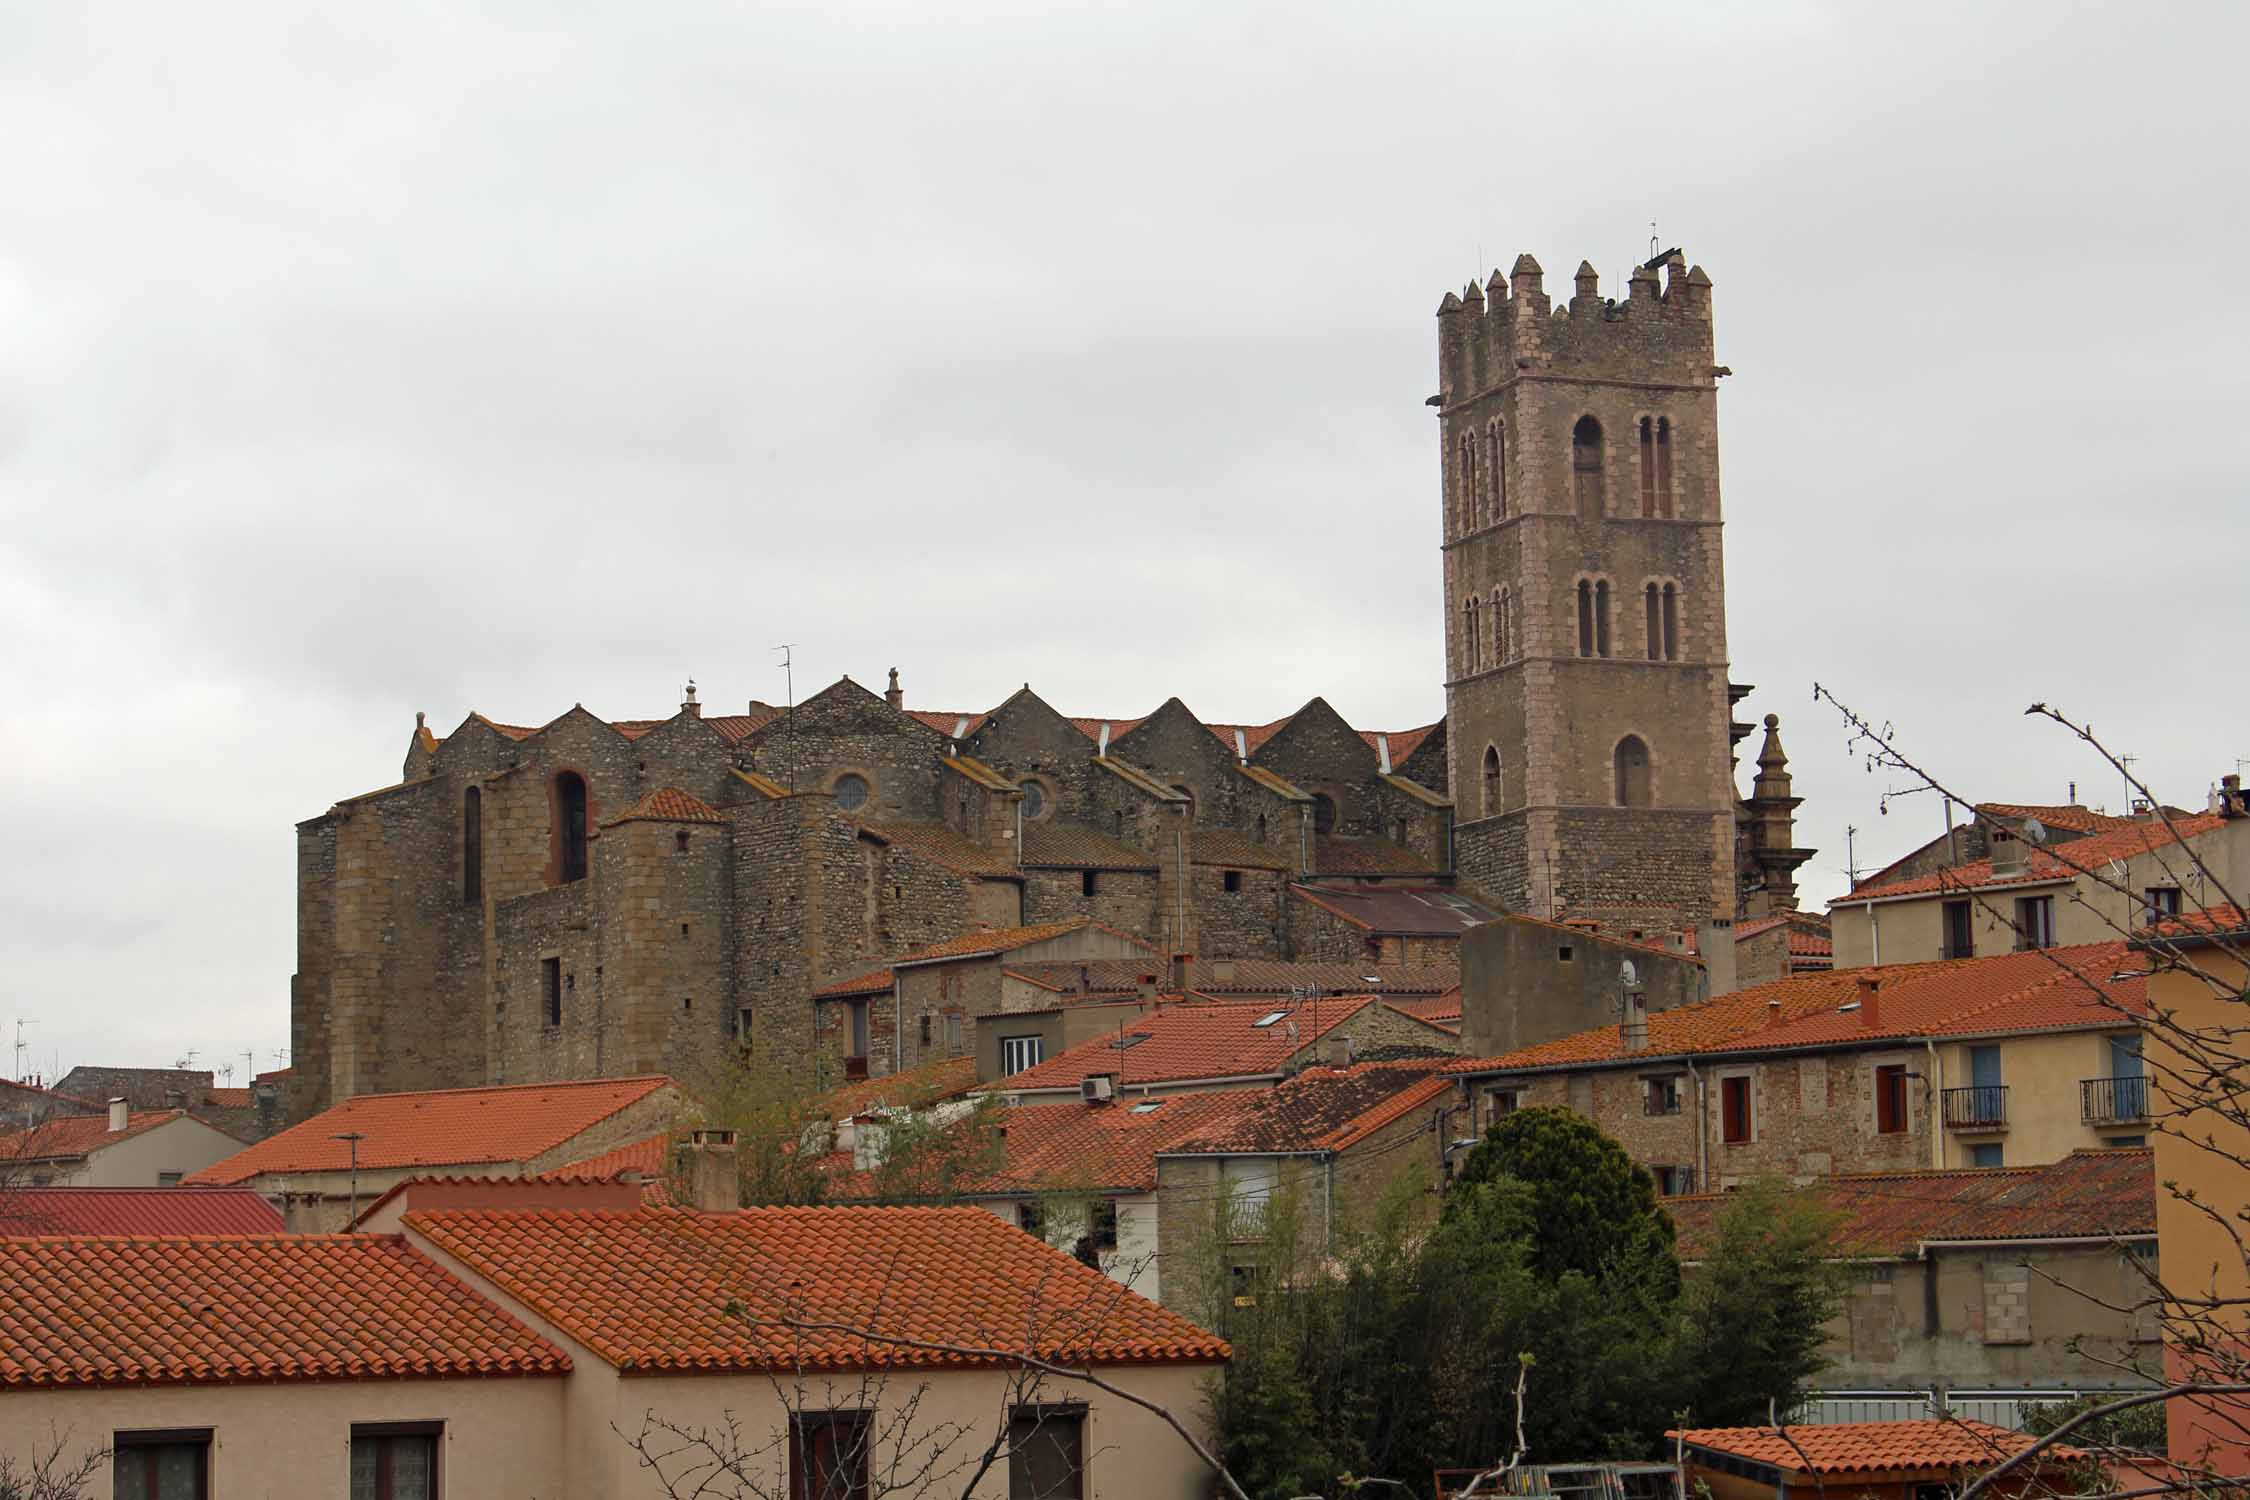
832, 773, 871, 812
1021, 781, 1047, 820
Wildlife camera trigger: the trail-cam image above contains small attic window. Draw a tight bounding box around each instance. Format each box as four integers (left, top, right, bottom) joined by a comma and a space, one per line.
1130, 1099, 1166, 1114
1252, 1010, 1289, 1028
1223, 870, 1242, 893
675, 830, 690, 853
1838, 1000, 1861, 1012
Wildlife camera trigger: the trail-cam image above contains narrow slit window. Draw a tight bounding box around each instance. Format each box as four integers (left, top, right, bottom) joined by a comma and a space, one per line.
1645, 583, 1662, 660
1655, 417, 1674, 517
1491, 422, 1508, 517
554, 771, 590, 883
1483, 746, 1501, 817
1572, 416, 1605, 518
1577, 580, 1595, 657
1639, 416, 1657, 516
1464, 597, 1481, 671
462, 786, 482, 905
1495, 587, 1512, 662
543, 957, 563, 1027
1594, 580, 1611, 657
1661, 583, 1678, 660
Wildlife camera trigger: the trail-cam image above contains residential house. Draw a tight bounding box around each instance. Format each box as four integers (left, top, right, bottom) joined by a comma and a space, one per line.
0, 1185, 284, 1236
1672, 1420, 2089, 1500
184, 1075, 679, 1230
1668, 1148, 2157, 1424
1449, 942, 2152, 1192
1681, 911, 1834, 985
0, 1163, 1228, 1497
2138, 897, 2250, 1470
55, 1062, 287, 1141
1829, 803, 2246, 968
812, 916, 1159, 1081
995, 996, 1456, 1105
0, 1101, 247, 1188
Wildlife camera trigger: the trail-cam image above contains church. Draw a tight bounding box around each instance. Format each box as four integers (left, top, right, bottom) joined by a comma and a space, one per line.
284, 249, 1812, 1122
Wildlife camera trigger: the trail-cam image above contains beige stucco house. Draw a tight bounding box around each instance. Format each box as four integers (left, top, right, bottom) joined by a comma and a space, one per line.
0, 1101, 245, 1187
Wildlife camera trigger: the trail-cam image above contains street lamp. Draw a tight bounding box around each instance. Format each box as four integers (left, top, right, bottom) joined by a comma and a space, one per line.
331, 1131, 365, 1229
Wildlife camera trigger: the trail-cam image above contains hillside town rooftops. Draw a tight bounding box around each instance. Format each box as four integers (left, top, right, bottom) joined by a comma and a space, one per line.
999, 998, 1406, 1094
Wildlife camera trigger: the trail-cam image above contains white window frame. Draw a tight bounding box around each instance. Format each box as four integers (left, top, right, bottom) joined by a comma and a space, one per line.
1000, 1035, 1044, 1075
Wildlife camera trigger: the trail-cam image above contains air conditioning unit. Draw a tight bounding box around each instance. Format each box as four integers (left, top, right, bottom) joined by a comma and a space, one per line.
1080, 1073, 1116, 1104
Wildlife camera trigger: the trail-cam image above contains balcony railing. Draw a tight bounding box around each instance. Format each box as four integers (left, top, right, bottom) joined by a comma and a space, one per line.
2081, 1075, 2150, 1125
1941, 1085, 2009, 1130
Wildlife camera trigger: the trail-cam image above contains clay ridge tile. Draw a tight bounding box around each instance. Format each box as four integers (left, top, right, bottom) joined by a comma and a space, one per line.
602, 786, 725, 827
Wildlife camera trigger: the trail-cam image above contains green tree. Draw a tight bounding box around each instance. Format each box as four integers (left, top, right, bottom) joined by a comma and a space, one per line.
672, 1050, 838, 1207
1671, 1176, 1845, 1429
1445, 1106, 1678, 1291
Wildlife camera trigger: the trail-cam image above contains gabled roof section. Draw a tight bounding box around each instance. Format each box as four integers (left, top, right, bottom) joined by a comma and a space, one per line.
1838, 813, 2223, 904
940, 755, 1020, 793
1020, 823, 1159, 871
727, 766, 792, 800
1450, 940, 2147, 1075
184, 1076, 674, 1185
1375, 722, 1442, 769
904, 709, 991, 738
0, 1234, 569, 1389
1377, 773, 1450, 808
1235, 763, 1310, 801
1188, 829, 1291, 871
1670, 1420, 2082, 1477
829, 1089, 1250, 1199
1154, 1062, 1452, 1158
812, 965, 898, 1000
884, 916, 1150, 968
0, 1110, 210, 1164
1977, 802, 2140, 835
857, 820, 1022, 880
1666, 1148, 2152, 1261
601, 787, 725, 827
408, 1205, 1228, 1372
1000, 998, 1378, 1093
1093, 756, 1189, 801
817, 1057, 981, 1121
1250, 696, 1379, 779
0, 1186, 285, 1237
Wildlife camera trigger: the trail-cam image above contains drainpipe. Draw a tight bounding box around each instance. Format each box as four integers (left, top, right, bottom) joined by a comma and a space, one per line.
1926, 1038, 1943, 1168
1869, 903, 1881, 966
895, 985, 904, 1076
1686, 1058, 1708, 1192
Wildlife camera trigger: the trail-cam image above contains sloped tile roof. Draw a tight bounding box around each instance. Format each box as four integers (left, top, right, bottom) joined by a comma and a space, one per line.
1154, 1062, 1453, 1157
1376, 723, 1441, 766
818, 1057, 981, 1121
1187, 830, 1290, 870
1672, 1420, 2082, 1475
888, 917, 1151, 968
811, 966, 898, 1000
728, 766, 792, 800
829, 1090, 1251, 1199
1291, 883, 1497, 935
0, 1110, 203, 1164
0, 1234, 569, 1389
1666, 1148, 2152, 1261
1451, 941, 2145, 1075
1021, 823, 1158, 871
1312, 836, 1437, 877
857, 820, 1022, 880
1000, 998, 1378, 1093
602, 786, 725, 827
940, 755, 1019, 792
906, 709, 990, 739
1235, 764, 1310, 800
184, 1076, 674, 1185
0, 1187, 284, 1237
707, 711, 782, 745
555, 1132, 669, 1182
1976, 802, 2140, 835
1091, 757, 1187, 801
1839, 814, 2223, 904
408, 1205, 1228, 1371
1004, 958, 1459, 999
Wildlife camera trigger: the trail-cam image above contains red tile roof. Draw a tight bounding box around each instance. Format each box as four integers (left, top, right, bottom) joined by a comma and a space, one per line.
1187, 830, 1290, 871
1451, 941, 2145, 1074
1154, 1062, 1453, 1157
1000, 998, 1380, 1093
1021, 823, 1159, 871
892, 917, 1147, 967
829, 1090, 1251, 1199
1976, 802, 2139, 835
857, 820, 1022, 880
1667, 1148, 2152, 1260
819, 1057, 982, 1121
204, 1088, 253, 1109
1840, 814, 2223, 904
811, 965, 899, 1000
0, 1110, 203, 1163
408, 1205, 1228, 1371
0, 1187, 285, 1237
185, 1076, 674, 1185
1290, 883, 1497, 936
555, 1132, 669, 1182
1311, 837, 1437, 877
602, 787, 725, 826
1004, 958, 1459, 999
1672, 1420, 2082, 1475
0, 1234, 568, 1389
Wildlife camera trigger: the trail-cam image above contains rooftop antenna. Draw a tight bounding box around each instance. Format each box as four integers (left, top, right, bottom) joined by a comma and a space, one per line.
173, 1049, 198, 1071
11, 1020, 31, 1084
1649, 221, 1660, 262
1845, 824, 1861, 888
2119, 752, 2141, 812
774, 644, 798, 793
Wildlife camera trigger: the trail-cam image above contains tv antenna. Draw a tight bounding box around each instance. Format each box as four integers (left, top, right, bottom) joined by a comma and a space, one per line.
11, 1021, 31, 1084
174, 1048, 199, 1071
774, 644, 798, 792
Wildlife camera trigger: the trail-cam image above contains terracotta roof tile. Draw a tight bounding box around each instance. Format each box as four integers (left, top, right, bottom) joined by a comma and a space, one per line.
888, 917, 1151, 968
602, 786, 725, 827
1975, 802, 2140, 835
1155, 1062, 1452, 1156
1000, 998, 1382, 1093
555, 1132, 669, 1182
1291, 883, 1497, 935
1374, 723, 1440, 766
408, 1205, 1227, 1372
1839, 814, 2224, 904
0, 1234, 568, 1389
0, 1110, 199, 1163
1452, 941, 2145, 1075
1667, 1148, 2152, 1260
812, 966, 898, 1000
1672, 1420, 2082, 1475
0, 1187, 285, 1237
1311, 836, 1437, 877
818, 1057, 981, 1121
1021, 823, 1158, 871
857, 821, 1022, 880
906, 710, 990, 738
184, 1076, 674, 1185
1187, 830, 1290, 871
940, 755, 1019, 792
706, 711, 782, 745
828, 1090, 1251, 1199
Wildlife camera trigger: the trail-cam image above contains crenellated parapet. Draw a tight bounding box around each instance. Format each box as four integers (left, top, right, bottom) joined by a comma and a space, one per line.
1437, 251, 1715, 405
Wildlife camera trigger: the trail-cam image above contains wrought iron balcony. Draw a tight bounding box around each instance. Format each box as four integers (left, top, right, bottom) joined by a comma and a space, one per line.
2081, 1075, 2150, 1125
1941, 1085, 2009, 1130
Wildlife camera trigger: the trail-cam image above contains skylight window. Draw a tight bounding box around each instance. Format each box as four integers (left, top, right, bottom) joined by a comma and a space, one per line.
1112, 1033, 1152, 1050
1130, 1100, 1165, 1113
1252, 1011, 1289, 1028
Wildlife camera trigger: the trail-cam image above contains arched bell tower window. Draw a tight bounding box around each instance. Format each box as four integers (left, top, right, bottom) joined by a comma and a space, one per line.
1490, 421, 1508, 519
1655, 418, 1673, 517
1482, 745, 1501, 817
1613, 736, 1652, 808
1577, 580, 1595, 658
1493, 586, 1512, 664
1464, 596, 1481, 672
1572, 416, 1605, 519
1593, 580, 1612, 657
1662, 583, 1678, 660
554, 772, 590, 884
462, 786, 482, 905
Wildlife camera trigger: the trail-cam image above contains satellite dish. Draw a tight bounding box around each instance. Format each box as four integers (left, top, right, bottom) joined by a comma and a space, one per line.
2021, 817, 2048, 845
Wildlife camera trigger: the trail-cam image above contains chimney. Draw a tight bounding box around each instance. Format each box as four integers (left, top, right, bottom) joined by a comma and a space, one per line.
107, 1097, 128, 1132
885, 668, 904, 712
1169, 952, 1191, 994
1989, 826, 2027, 875
1328, 1034, 1355, 1069
1856, 975, 1882, 1032
684, 1128, 740, 1212
681, 679, 701, 718
1765, 999, 1784, 1030
2219, 773, 2248, 820
1137, 973, 1158, 1002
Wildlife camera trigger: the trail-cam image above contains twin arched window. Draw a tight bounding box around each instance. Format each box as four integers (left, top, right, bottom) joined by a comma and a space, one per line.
1644, 582, 1680, 661
1614, 736, 1652, 808
1576, 579, 1612, 658
1493, 586, 1513, 665
1456, 421, 1512, 533
1638, 417, 1674, 517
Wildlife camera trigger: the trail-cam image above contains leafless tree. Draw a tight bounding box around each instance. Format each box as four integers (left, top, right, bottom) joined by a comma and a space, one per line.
1816, 685, 2250, 1498
0, 1425, 107, 1500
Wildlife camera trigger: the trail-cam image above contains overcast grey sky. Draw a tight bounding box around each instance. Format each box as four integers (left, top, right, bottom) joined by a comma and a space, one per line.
3, 2, 2243, 1081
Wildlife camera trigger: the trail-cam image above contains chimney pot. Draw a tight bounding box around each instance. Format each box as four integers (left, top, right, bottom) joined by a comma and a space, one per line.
107, 1097, 128, 1133
1328, 1034, 1354, 1069
1856, 975, 1882, 1031
683, 1128, 740, 1212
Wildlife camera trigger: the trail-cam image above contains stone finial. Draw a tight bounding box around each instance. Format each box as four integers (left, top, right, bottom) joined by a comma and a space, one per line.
414, 711, 426, 730
884, 668, 904, 712
681, 680, 701, 718
1509, 254, 1544, 301
1486, 267, 1509, 301
1438, 290, 1464, 315
1463, 277, 1484, 306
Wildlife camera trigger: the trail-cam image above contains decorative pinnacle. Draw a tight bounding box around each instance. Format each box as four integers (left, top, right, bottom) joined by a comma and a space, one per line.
1511, 253, 1541, 275
1438, 290, 1464, 314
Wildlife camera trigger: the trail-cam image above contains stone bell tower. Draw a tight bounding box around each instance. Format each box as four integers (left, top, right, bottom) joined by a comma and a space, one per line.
1435, 250, 1738, 933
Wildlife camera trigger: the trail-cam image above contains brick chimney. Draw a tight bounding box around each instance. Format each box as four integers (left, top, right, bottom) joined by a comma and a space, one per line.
2216, 773, 2246, 820
107, 1097, 128, 1132
1856, 975, 1882, 1031
1989, 826, 2028, 875
1328, 1034, 1355, 1069
1169, 953, 1191, 994
885, 668, 904, 712
684, 1128, 740, 1212
1765, 999, 1785, 1030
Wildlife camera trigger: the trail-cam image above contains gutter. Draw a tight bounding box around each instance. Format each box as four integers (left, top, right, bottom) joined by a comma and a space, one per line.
1834, 877, 2072, 914
1917, 1233, 2154, 1254
1686, 1057, 1707, 1192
